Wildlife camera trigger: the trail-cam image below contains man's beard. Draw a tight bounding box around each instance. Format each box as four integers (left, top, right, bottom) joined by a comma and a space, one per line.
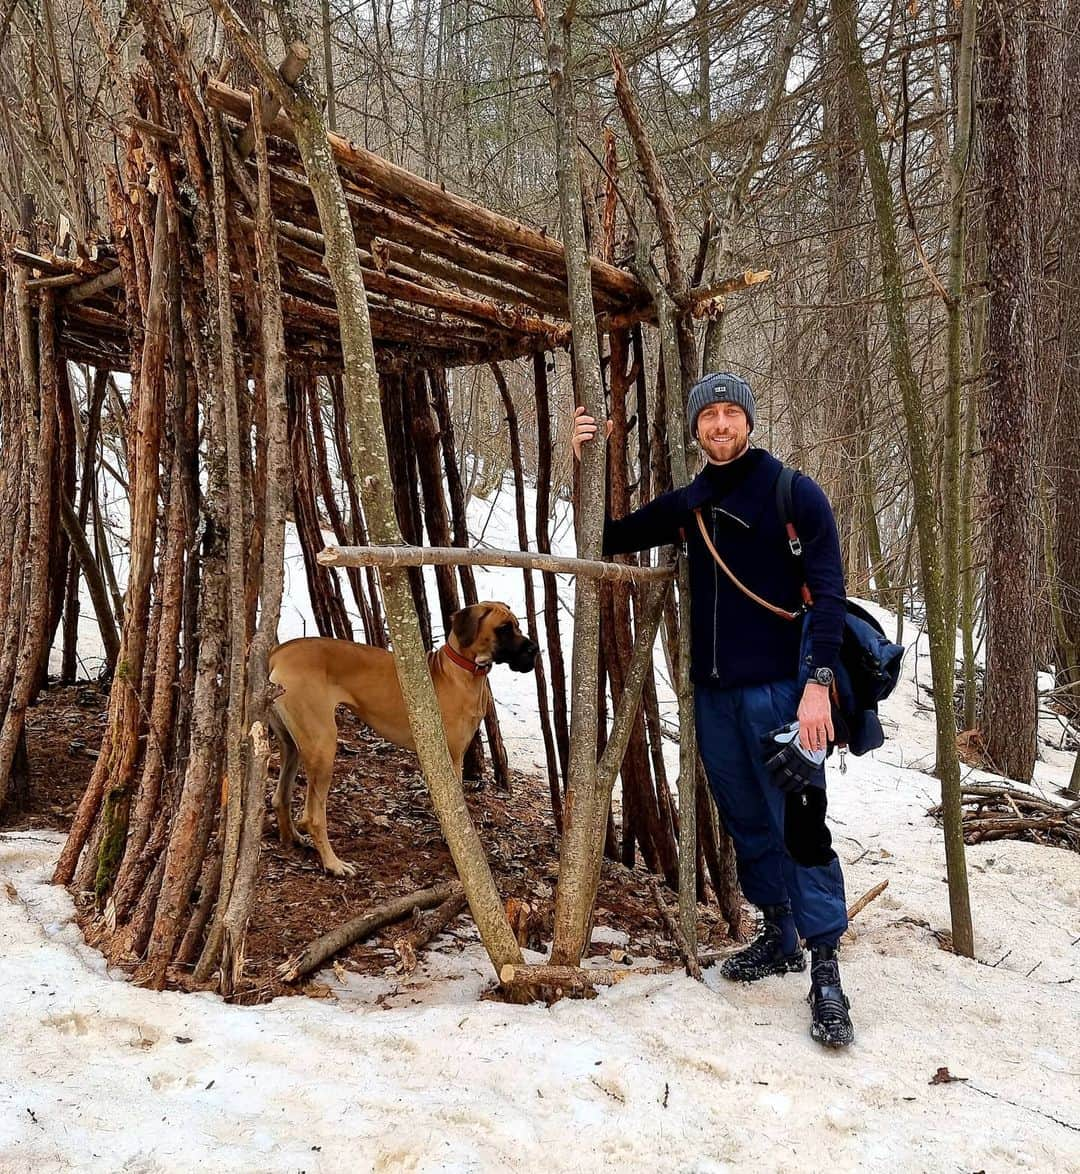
703, 435, 749, 465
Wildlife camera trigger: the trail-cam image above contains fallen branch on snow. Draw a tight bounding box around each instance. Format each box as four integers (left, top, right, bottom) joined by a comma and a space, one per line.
648, 878, 703, 982
846, 879, 889, 920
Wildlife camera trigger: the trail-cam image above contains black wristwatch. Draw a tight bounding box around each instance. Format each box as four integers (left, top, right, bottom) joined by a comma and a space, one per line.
809, 666, 835, 688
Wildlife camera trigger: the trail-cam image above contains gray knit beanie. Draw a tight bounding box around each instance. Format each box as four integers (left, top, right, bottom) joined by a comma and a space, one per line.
687, 372, 755, 437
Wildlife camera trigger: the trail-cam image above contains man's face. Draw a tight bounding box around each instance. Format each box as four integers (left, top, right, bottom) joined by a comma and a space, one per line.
696, 401, 750, 464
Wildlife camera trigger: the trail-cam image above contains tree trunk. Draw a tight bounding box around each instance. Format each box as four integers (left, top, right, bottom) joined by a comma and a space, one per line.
536, 0, 612, 968
1051, 0, 1080, 714
213, 0, 524, 977
531, 352, 570, 790
833, 0, 973, 956
491, 362, 561, 817
0, 288, 58, 807
978, 0, 1038, 782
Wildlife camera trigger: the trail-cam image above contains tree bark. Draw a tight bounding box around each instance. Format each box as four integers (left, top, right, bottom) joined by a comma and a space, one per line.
978, 0, 1038, 782
0, 288, 58, 808
534, 0, 614, 967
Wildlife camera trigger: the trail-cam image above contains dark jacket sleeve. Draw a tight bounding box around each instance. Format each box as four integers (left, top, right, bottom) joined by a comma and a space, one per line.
792, 476, 846, 673
602, 487, 687, 555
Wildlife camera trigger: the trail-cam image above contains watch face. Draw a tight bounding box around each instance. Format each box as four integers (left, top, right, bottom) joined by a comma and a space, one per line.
814, 667, 835, 686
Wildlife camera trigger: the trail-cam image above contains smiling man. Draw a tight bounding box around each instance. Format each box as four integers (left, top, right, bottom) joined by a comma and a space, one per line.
572, 371, 855, 1048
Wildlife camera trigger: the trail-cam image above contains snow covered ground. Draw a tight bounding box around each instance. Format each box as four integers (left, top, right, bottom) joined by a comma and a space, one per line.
8, 475, 1080, 1172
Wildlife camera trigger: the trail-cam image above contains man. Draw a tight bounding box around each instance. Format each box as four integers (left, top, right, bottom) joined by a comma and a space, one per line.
572, 371, 855, 1048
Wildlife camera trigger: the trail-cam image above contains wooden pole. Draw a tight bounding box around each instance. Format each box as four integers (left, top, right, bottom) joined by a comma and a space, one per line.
318, 542, 675, 582
209, 0, 525, 978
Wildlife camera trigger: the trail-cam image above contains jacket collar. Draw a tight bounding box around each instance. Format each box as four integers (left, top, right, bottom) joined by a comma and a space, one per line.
685, 448, 784, 528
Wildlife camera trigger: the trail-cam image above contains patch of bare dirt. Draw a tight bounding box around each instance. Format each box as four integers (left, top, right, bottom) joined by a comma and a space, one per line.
6, 682, 106, 832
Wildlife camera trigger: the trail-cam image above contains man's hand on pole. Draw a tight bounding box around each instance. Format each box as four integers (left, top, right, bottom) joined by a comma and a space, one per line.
571, 404, 613, 461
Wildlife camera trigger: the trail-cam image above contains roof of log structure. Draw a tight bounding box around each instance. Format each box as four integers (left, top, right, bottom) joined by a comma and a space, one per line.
9, 79, 661, 374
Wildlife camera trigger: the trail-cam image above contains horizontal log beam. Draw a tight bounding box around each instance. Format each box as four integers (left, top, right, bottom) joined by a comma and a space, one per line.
680, 267, 772, 319
64, 267, 123, 304
237, 214, 570, 345
204, 78, 648, 304
318, 543, 677, 582
10, 248, 73, 275
262, 162, 592, 311
26, 271, 86, 290
126, 115, 179, 145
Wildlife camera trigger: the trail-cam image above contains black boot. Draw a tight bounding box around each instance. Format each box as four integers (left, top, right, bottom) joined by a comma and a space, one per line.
720, 904, 806, 982
808, 944, 854, 1048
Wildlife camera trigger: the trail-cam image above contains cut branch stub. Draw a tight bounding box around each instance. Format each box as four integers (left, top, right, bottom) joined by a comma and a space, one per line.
235, 41, 311, 161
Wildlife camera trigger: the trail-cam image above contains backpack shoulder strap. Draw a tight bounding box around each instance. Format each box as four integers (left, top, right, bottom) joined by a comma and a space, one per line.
775, 465, 815, 608
775, 465, 802, 557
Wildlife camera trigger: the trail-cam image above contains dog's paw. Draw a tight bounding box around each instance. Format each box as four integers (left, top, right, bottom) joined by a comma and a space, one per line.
325, 858, 357, 878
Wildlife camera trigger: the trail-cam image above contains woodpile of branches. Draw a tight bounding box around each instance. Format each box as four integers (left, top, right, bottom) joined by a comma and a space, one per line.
7, 69, 654, 375
929, 786, 1080, 852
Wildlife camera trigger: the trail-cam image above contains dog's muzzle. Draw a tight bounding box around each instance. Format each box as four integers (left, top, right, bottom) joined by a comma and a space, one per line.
498, 638, 539, 673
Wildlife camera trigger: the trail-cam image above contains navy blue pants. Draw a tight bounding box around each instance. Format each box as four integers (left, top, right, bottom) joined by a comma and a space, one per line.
695, 677, 848, 947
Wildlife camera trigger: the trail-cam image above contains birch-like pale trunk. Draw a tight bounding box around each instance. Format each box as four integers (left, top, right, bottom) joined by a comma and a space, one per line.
833, 0, 973, 957
534, 0, 610, 968
209, 0, 523, 977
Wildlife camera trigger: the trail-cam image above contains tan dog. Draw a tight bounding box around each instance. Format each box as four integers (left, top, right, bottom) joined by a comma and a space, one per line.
267, 601, 538, 877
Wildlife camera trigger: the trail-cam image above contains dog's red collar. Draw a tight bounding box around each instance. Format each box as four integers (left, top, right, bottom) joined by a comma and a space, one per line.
442, 643, 492, 676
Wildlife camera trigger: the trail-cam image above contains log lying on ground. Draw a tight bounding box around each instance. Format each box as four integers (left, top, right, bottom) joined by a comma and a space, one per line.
498, 961, 676, 997
318, 543, 676, 583
393, 887, 469, 974
279, 881, 461, 982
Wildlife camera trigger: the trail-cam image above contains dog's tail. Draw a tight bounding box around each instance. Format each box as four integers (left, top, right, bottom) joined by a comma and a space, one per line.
267, 701, 300, 767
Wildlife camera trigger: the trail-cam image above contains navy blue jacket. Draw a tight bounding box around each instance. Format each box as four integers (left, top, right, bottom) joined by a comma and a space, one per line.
603, 449, 847, 688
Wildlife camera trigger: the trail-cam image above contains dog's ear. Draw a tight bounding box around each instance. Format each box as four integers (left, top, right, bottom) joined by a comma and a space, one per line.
451, 605, 487, 649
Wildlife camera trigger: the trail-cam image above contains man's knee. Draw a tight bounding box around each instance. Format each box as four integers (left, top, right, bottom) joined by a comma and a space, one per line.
783, 786, 835, 868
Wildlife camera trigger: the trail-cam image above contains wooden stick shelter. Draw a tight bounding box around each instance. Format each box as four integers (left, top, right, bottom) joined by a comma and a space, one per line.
0, 19, 765, 999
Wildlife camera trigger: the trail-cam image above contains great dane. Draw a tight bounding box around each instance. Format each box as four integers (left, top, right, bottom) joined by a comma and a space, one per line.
267, 601, 538, 876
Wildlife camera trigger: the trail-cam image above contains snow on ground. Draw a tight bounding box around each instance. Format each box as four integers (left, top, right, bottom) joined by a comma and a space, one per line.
11, 474, 1080, 1172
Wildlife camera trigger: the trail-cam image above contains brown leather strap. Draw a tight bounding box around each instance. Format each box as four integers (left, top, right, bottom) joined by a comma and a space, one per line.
694, 508, 803, 622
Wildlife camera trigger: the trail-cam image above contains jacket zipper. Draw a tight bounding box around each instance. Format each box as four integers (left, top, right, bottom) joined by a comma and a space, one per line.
715, 506, 750, 529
